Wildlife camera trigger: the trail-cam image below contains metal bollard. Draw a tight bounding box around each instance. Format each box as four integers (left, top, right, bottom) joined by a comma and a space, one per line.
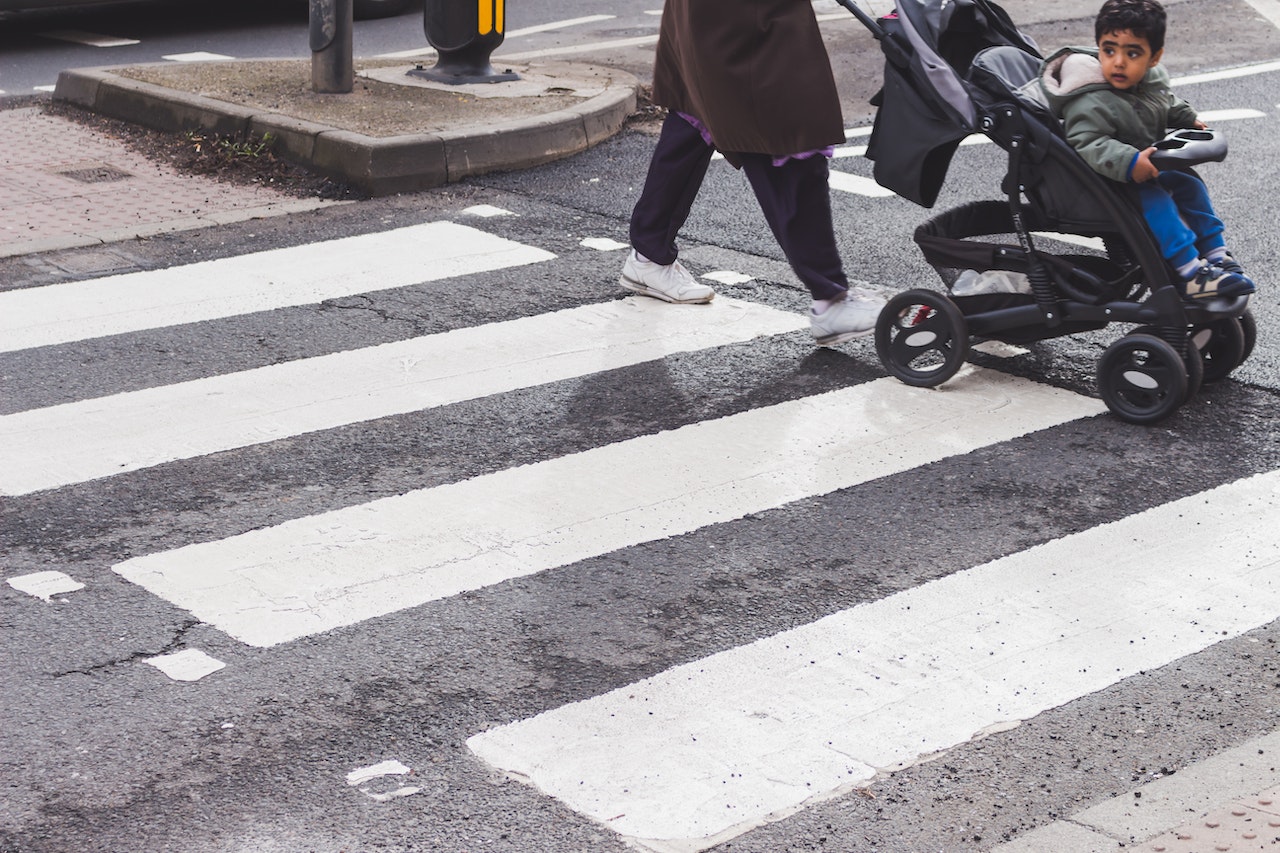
310, 0, 354, 93
409, 0, 519, 84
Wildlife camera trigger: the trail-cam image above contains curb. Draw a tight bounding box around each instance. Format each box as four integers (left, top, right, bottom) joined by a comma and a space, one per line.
52, 62, 639, 197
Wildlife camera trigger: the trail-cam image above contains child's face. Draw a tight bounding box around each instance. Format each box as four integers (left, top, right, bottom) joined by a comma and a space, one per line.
1098, 29, 1163, 90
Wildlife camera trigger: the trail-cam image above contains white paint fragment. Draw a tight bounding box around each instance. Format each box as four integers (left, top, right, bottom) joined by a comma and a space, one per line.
162, 52, 234, 62
702, 270, 753, 285
346, 759, 422, 801
1033, 231, 1107, 251
462, 204, 514, 217
38, 30, 140, 47
972, 340, 1030, 358
7, 571, 84, 601
33, 85, 56, 93
144, 648, 225, 682
579, 237, 629, 251
827, 170, 896, 197
347, 759, 411, 785
1196, 108, 1267, 122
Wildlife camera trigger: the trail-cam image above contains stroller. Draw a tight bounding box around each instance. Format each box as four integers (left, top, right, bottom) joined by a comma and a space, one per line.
836, 0, 1255, 424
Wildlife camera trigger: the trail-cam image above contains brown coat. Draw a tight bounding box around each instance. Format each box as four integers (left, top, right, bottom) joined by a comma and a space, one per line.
651, 0, 846, 164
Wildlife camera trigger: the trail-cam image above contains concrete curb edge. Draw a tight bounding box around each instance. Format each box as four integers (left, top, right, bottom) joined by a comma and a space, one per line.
52, 62, 640, 197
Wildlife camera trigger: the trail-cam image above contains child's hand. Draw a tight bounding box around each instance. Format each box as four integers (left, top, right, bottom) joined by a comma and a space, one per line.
1194, 120, 1208, 130
1131, 147, 1160, 183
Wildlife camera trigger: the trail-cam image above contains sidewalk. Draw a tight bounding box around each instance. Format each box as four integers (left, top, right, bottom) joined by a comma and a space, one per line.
992, 728, 1280, 852
0, 102, 343, 261
0, 56, 638, 262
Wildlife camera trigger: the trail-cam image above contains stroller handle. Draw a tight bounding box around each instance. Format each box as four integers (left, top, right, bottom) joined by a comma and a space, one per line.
832, 0, 887, 39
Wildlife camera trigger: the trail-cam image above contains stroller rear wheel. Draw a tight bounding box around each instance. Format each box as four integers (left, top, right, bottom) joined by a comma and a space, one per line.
875, 289, 969, 387
1097, 333, 1188, 424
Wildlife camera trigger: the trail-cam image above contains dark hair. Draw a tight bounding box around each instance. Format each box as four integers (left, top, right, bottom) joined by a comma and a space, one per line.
1095, 0, 1167, 53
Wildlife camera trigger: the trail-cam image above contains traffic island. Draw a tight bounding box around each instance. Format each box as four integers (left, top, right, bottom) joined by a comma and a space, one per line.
53, 59, 639, 197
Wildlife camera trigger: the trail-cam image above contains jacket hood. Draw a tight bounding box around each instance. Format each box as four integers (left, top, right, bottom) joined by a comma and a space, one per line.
1039, 46, 1108, 108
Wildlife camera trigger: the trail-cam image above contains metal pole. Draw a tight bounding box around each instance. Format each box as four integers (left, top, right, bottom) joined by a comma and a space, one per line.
310, 0, 354, 94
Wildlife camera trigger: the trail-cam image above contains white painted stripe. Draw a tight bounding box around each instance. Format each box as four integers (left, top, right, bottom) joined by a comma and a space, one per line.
33, 85, 56, 93
0, 222, 553, 354
144, 649, 225, 682
468, 469, 1280, 850
505, 15, 617, 38
1197, 108, 1267, 122
1033, 231, 1107, 251
376, 14, 619, 58
827, 169, 895, 197
1242, 0, 1280, 29
0, 297, 804, 496
162, 52, 234, 62
7, 571, 84, 601
114, 368, 1104, 648
500, 35, 659, 61
38, 30, 140, 47
1172, 59, 1280, 86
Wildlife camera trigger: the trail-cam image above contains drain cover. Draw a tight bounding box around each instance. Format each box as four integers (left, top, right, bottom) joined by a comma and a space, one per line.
54, 164, 133, 183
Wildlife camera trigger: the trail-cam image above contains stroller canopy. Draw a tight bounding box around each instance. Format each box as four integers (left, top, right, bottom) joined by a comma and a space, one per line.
865, 0, 1040, 207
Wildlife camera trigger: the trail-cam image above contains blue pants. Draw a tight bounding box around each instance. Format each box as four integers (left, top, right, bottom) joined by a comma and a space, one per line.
629, 113, 850, 301
1137, 170, 1226, 271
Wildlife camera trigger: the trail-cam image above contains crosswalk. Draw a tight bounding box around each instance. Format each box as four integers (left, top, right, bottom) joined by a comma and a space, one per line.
4, 217, 1279, 852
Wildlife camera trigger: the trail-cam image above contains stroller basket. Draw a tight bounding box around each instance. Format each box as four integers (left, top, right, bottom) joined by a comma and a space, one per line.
915, 200, 1139, 310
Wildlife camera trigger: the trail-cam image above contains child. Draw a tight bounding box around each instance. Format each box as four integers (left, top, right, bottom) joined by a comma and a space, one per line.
1039, 0, 1255, 300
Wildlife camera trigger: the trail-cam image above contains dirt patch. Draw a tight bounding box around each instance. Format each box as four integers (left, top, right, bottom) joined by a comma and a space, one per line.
41, 97, 364, 200
116, 59, 590, 138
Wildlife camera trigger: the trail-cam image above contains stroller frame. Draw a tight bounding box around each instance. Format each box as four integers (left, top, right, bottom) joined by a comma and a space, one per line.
838, 0, 1254, 423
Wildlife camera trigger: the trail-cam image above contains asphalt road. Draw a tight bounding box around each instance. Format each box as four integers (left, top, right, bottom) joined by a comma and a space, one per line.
3, 2, 1280, 852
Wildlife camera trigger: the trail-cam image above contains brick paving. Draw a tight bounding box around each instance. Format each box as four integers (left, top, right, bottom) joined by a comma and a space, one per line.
0, 105, 338, 261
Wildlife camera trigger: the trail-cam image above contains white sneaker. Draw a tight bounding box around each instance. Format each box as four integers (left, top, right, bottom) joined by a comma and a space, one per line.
620, 251, 715, 304
809, 289, 886, 346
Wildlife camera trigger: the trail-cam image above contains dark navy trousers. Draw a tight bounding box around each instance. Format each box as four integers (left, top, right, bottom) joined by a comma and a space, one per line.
628, 113, 850, 301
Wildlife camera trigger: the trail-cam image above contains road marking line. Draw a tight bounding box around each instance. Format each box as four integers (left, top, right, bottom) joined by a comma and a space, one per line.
505, 14, 616, 38
162, 51, 234, 62
1172, 59, 1280, 86
144, 649, 225, 682
0, 222, 553, 354
7, 571, 84, 601
1196, 108, 1267, 122
500, 34, 659, 61
827, 169, 895, 197
376, 14, 617, 58
469, 468, 1280, 851
37, 30, 140, 47
1237, 0, 1280, 33
114, 368, 1104, 648
0, 297, 805, 496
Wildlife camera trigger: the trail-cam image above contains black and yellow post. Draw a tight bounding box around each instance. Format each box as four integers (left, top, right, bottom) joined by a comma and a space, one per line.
410, 0, 519, 84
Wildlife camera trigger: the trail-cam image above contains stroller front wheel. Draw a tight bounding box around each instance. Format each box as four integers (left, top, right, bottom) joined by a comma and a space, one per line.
1190, 314, 1251, 383
1097, 333, 1188, 424
875, 289, 969, 387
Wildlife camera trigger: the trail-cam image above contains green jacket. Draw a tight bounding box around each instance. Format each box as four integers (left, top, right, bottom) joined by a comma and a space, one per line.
1038, 46, 1199, 183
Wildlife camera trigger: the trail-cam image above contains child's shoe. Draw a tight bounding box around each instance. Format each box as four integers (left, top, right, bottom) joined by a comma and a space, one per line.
1183, 263, 1255, 300
1214, 252, 1255, 285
